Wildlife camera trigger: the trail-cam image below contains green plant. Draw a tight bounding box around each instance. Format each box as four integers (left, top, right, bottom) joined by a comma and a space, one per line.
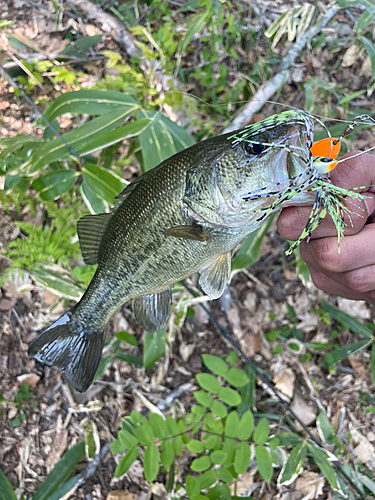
10, 383, 36, 427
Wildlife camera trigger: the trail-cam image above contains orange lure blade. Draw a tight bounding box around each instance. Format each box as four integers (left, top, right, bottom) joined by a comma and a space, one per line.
310, 137, 341, 172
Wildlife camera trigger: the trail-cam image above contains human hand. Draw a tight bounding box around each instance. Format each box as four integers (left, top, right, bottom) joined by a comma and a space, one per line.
277, 152, 375, 300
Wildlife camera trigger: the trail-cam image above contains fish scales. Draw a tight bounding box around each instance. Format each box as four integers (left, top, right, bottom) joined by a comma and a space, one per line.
29, 110, 317, 392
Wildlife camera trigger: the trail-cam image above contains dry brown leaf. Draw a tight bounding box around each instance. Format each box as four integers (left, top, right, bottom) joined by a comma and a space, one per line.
337, 298, 370, 320
16, 373, 40, 388
342, 44, 363, 68
295, 471, 324, 500
291, 394, 317, 426
273, 368, 295, 400
106, 492, 135, 500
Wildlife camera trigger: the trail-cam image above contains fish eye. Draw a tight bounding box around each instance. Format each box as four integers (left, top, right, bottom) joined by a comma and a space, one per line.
244, 143, 266, 155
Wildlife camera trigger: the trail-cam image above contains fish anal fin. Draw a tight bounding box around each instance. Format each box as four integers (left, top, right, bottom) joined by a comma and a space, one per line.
77, 213, 111, 265
199, 252, 231, 299
164, 225, 206, 242
132, 288, 171, 333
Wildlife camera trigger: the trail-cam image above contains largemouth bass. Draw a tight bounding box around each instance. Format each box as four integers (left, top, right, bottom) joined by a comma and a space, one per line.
29, 110, 323, 392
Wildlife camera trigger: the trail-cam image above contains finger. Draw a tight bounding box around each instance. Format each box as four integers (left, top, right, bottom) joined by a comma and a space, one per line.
300, 224, 375, 274
309, 267, 375, 301
277, 193, 375, 241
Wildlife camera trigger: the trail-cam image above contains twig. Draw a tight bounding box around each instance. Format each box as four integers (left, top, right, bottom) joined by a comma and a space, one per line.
222, 5, 340, 133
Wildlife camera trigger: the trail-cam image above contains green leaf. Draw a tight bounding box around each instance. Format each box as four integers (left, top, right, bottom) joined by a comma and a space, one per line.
237, 411, 254, 441
316, 409, 333, 443
149, 413, 169, 440
138, 110, 195, 172
371, 342, 375, 386
218, 387, 241, 407
222, 438, 236, 466
187, 440, 205, 454
118, 429, 139, 450
132, 422, 154, 445
47, 475, 80, 500
254, 445, 273, 481
0, 468, 17, 500
116, 331, 138, 348
224, 411, 239, 438
216, 467, 234, 483
33, 441, 85, 500
253, 418, 269, 445
324, 339, 370, 365
185, 475, 199, 497
173, 436, 183, 455
80, 181, 107, 214
166, 416, 179, 436
82, 163, 127, 204
320, 300, 373, 339
225, 368, 249, 388
110, 439, 125, 454
306, 442, 338, 490
210, 450, 228, 465
210, 400, 227, 419
191, 456, 211, 472
28, 109, 138, 171
115, 353, 143, 366
196, 373, 221, 394
202, 354, 228, 377
358, 473, 375, 495
44, 89, 139, 122
143, 329, 166, 368
178, 11, 210, 55
279, 442, 307, 484
234, 442, 251, 474
144, 443, 159, 482
194, 391, 213, 407
196, 469, 217, 490
32, 170, 78, 201
29, 265, 82, 300
114, 448, 139, 477
362, 36, 375, 79
160, 439, 174, 468
231, 215, 274, 271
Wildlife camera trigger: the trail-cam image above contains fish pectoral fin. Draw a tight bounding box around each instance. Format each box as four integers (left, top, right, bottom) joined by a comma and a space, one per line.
164, 225, 206, 242
132, 288, 172, 333
77, 213, 111, 265
199, 252, 231, 299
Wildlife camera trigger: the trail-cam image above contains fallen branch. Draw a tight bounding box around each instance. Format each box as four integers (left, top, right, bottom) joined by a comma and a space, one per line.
223, 5, 340, 133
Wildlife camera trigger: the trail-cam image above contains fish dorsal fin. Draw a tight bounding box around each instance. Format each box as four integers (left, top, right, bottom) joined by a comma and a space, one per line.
164, 225, 206, 242
77, 213, 111, 265
199, 252, 231, 299
132, 288, 172, 333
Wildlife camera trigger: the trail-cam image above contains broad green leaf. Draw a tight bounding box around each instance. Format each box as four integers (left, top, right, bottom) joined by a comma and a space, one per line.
225, 368, 249, 388
316, 409, 333, 443
160, 439, 174, 467
255, 445, 273, 481
239, 364, 256, 412
185, 475, 199, 497
358, 473, 375, 495
196, 373, 221, 394
371, 343, 375, 386
132, 422, 154, 445
116, 331, 138, 348
224, 411, 239, 438
173, 436, 183, 455
210, 400, 227, 418
80, 181, 107, 214
324, 339, 370, 365
320, 300, 373, 339
231, 215, 274, 271
191, 456, 211, 472
202, 354, 228, 377
28, 110, 142, 171
114, 448, 139, 477
253, 418, 269, 445
110, 439, 125, 454
47, 475, 80, 500
118, 429, 139, 450
138, 110, 195, 172
115, 353, 143, 366
194, 391, 213, 407
144, 443, 159, 482
82, 163, 127, 204
187, 440, 204, 454
306, 442, 338, 490
196, 469, 217, 490
33, 441, 85, 500
143, 329, 166, 368
218, 387, 241, 407
0, 468, 17, 500
29, 265, 82, 300
222, 438, 236, 466
205, 484, 231, 500
210, 450, 228, 465
179, 11, 210, 55
279, 442, 306, 484
149, 413, 169, 440
216, 467, 234, 483
166, 416, 179, 436
59, 35, 104, 58
234, 442, 251, 474
32, 170, 79, 201
44, 89, 139, 122
237, 411, 254, 441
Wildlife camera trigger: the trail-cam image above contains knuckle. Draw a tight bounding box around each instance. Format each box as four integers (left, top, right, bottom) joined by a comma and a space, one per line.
305, 238, 343, 272
343, 269, 371, 294
277, 207, 308, 240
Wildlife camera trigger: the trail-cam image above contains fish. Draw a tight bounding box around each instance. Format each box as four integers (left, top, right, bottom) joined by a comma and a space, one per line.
29, 110, 324, 392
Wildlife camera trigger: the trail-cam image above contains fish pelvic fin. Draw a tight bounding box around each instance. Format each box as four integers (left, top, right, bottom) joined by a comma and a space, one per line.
28, 312, 105, 392
132, 288, 171, 333
199, 252, 231, 299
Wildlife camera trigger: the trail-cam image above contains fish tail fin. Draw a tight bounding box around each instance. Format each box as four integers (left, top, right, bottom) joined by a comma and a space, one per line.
28, 312, 105, 393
